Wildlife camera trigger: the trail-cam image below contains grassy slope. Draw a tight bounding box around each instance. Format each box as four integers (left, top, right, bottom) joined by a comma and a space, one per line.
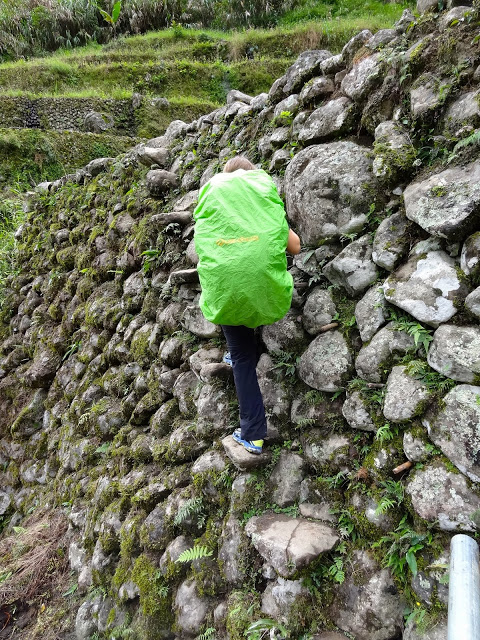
0, 0, 413, 60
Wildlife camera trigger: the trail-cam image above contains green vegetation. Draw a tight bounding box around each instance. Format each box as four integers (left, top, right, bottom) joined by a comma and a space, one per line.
0, 198, 23, 306
0, 128, 134, 189
0, 0, 413, 62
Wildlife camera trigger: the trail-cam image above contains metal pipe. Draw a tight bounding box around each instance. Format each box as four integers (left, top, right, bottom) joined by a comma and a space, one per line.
448, 534, 480, 640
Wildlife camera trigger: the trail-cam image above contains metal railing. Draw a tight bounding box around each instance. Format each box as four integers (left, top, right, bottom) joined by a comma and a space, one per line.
448, 534, 480, 640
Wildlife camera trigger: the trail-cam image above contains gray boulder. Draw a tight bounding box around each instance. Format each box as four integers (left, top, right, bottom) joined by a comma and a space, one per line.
383, 365, 431, 423
261, 577, 309, 622
341, 30, 373, 64
410, 76, 445, 119
417, 0, 439, 12
424, 385, 480, 482
302, 287, 337, 336
298, 98, 356, 143
218, 515, 247, 585
461, 231, 480, 278
285, 142, 374, 245
270, 50, 333, 101
175, 579, 209, 636
323, 235, 379, 296
299, 76, 335, 104
383, 249, 467, 327
195, 384, 230, 437
355, 323, 416, 382
404, 617, 448, 640
146, 169, 179, 195
84, 111, 113, 133
341, 54, 385, 102
261, 310, 306, 353
427, 325, 480, 382
245, 513, 339, 577
372, 212, 409, 271
302, 430, 351, 472
355, 286, 388, 342
342, 391, 376, 432
466, 287, 480, 318
404, 160, 480, 241
182, 300, 220, 338
298, 331, 353, 392
270, 451, 307, 507
407, 462, 480, 531
329, 550, 405, 640
444, 90, 480, 132
257, 354, 291, 422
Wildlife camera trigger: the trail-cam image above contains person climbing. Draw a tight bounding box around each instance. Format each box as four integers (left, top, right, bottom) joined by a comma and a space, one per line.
193, 156, 301, 455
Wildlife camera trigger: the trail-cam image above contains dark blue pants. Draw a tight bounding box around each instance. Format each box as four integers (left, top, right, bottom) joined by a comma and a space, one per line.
221, 325, 267, 442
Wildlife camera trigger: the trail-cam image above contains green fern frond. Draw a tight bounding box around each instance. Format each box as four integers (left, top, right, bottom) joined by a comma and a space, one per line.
174, 496, 203, 526
196, 627, 216, 640
176, 545, 213, 564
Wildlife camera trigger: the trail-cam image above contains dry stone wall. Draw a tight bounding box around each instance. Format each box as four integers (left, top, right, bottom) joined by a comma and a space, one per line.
0, 2, 479, 639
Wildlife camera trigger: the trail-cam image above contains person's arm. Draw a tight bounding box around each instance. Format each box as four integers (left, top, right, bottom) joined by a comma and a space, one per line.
287, 228, 301, 255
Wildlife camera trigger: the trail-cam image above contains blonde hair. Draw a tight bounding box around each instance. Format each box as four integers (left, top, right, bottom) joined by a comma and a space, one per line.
223, 156, 256, 173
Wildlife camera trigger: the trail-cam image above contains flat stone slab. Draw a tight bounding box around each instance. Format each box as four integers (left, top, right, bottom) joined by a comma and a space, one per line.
424, 385, 480, 482
404, 160, 480, 242
427, 325, 480, 383
222, 436, 270, 470
383, 249, 467, 327
406, 462, 480, 532
245, 513, 339, 577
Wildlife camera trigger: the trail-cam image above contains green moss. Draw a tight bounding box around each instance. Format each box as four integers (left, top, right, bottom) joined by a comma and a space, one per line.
225, 590, 262, 640
131, 554, 173, 621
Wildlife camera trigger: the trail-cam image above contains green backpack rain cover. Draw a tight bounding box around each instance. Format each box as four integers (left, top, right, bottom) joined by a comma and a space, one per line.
193, 169, 293, 328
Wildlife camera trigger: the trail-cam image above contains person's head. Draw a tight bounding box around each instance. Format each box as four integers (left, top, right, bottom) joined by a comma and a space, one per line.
223, 156, 256, 173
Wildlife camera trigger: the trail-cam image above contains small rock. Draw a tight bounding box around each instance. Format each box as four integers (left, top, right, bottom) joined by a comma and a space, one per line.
270, 451, 306, 506
341, 54, 385, 102
262, 577, 309, 622
302, 288, 337, 336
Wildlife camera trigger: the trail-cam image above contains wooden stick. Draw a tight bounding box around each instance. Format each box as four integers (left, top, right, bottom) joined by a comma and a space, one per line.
393, 460, 413, 474
318, 322, 339, 333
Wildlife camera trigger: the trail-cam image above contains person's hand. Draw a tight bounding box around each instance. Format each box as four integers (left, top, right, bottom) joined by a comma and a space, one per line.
287, 228, 301, 254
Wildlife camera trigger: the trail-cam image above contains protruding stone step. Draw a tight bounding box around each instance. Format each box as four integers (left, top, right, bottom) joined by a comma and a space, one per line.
222, 436, 271, 470
168, 269, 199, 286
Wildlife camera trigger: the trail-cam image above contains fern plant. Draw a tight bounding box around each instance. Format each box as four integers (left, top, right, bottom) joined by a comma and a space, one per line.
174, 496, 204, 526
393, 318, 433, 354
448, 129, 480, 163
196, 628, 216, 640
176, 545, 213, 564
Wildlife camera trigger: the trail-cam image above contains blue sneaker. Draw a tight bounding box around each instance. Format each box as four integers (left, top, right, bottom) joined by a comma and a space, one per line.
223, 352, 232, 366
232, 429, 263, 455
